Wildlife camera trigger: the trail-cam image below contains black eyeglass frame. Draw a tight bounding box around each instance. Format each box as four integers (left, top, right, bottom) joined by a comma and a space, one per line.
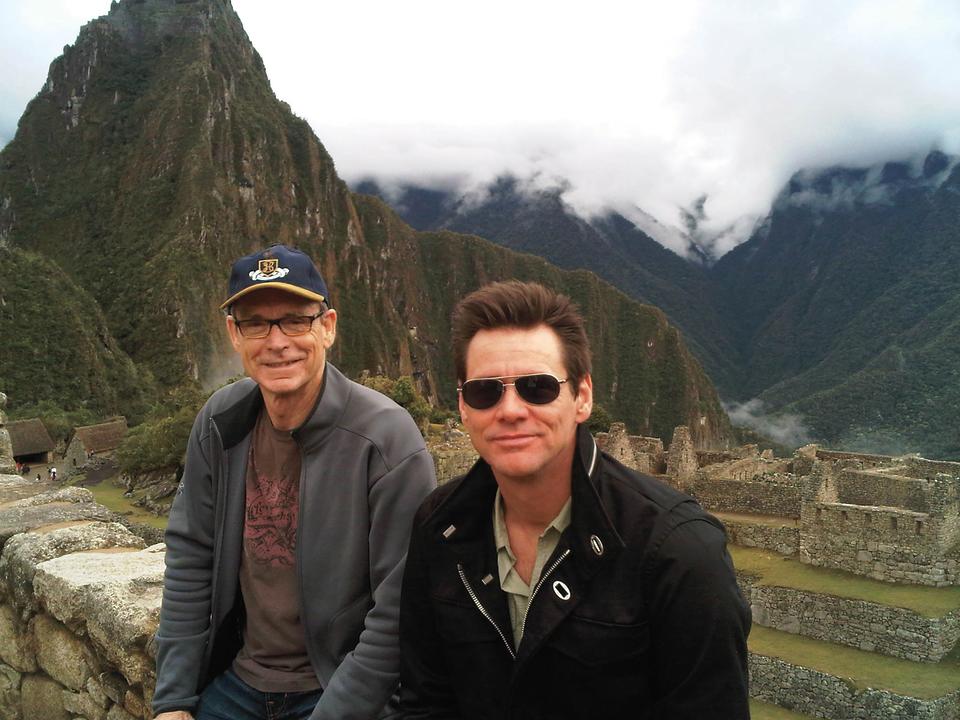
232, 311, 327, 339
457, 373, 569, 410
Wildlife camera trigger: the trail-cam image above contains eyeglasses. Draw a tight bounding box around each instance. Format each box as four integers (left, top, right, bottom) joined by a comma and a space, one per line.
458, 373, 568, 410
233, 312, 325, 339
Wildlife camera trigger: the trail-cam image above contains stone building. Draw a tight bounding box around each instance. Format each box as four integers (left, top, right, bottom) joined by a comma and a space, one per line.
6, 419, 55, 466
62, 417, 128, 472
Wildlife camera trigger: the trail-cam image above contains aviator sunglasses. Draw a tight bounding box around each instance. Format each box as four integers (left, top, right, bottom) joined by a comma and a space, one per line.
458, 373, 568, 410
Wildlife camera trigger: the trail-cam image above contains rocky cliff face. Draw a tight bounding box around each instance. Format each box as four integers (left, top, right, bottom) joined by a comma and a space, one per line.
0, 0, 732, 446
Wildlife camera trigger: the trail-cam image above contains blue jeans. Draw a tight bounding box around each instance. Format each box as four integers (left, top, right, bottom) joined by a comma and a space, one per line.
195, 668, 323, 720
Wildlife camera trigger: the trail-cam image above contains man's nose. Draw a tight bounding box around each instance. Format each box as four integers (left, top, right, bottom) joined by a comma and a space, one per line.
495, 385, 529, 420
263, 322, 289, 346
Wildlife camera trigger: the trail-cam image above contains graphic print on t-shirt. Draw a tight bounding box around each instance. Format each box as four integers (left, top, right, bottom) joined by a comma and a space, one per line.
245, 446, 300, 567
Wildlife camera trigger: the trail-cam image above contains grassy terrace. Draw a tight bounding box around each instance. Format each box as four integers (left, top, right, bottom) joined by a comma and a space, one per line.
731, 546, 960, 617
80, 479, 168, 530
749, 700, 818, 720
751, 626, 960, 699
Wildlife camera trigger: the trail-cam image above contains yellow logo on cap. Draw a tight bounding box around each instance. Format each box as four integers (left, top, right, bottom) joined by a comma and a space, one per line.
259, 259, 278, 275
249, 258, 289, 282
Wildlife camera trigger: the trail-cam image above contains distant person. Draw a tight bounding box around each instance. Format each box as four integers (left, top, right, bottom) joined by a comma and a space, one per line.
152, 245, 437, 720
399, 281, 751, 719
50, 467, 57, 481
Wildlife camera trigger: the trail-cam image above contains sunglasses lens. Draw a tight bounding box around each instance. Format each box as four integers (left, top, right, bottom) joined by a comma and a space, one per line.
461, 379, 504, 409
515, 374, 562, 404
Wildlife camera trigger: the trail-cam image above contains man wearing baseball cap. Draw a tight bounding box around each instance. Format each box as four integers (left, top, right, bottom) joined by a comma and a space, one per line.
152, 244, 437, 720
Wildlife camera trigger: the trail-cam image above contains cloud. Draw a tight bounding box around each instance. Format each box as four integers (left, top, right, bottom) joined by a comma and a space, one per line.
2, 0, 959, 256
724, 398, 812, 448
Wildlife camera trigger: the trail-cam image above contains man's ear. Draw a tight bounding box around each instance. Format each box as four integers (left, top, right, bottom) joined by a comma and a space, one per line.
321, 309, 338, 349
226, 314, 242, 353
458, 387, 468, 424
575, 374, 593, 424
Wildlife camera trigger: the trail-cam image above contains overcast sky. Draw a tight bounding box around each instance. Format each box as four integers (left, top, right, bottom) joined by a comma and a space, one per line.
1, 0, 959, 254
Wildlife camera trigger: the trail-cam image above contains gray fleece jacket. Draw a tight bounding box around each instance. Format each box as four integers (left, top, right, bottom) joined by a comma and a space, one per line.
152, 363, 437, 719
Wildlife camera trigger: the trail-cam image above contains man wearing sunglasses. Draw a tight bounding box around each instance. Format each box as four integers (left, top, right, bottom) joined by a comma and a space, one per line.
399, 281, 750, 719
152, 245, 436, 720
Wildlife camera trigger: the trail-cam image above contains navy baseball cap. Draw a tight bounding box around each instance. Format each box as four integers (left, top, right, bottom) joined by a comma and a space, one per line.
221, 244, 329, 310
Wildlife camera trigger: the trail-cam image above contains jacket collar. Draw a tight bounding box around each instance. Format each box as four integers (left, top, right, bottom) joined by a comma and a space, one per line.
427, 424, 626, 580
212, 362, 349, 451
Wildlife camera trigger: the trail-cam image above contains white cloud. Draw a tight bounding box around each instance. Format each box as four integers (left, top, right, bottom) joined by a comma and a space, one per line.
2, 0, 959, 255
724, 398, 812, 448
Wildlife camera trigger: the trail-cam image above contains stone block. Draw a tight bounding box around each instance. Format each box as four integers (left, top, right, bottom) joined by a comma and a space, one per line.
97, 672, 128, 704
63, 688, 107, 720
34, 545, 164, 685
32, 613, 90, 691
0, 603, 36, 672
107, 704, 138, 720
0, 522, 144, 613
0, 661, 21, 720
5, 487, 95, 508
86, 675, 110, 708
856, 550, 872, 562
0, 503, 115, 554
21, 674, 71, 720
123, 688, 147, 718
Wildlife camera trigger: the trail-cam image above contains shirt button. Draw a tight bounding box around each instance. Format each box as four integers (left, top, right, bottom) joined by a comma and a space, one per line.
590, 534, 604, 556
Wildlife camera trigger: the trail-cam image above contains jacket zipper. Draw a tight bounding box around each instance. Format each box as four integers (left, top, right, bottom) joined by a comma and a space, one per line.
458, 563, 516, 661
292, 433, 321, 676
518, 548, 571, 641
457, 546, 573, 662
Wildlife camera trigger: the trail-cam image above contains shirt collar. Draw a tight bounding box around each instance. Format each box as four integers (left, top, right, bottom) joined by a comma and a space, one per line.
493, 487, 573, 554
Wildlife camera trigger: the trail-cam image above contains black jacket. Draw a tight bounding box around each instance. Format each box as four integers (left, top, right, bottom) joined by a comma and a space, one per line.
399, 425, 750, 719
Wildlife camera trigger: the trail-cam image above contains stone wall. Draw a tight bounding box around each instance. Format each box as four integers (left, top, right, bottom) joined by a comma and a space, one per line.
595, 423, 665, 476
690, 474, 802, 518
749, 654, 960, 720
800, 502, 960, 586
836, 469, 929, 512
723, 517, 799, 556
0, 474, 162, 720
747, 585, 960, 663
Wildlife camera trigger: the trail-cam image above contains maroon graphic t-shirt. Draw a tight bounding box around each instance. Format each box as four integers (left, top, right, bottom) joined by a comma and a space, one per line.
232, 410, 321, 692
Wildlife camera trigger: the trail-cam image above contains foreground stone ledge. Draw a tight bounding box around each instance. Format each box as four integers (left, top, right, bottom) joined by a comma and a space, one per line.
0, 522, 146, 611
34, 545, 165, 686
0, 479, 164, 719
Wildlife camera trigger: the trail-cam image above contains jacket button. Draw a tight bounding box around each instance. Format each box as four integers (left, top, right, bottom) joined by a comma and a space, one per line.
590, 535, 604, 556
552, 580, 571, 600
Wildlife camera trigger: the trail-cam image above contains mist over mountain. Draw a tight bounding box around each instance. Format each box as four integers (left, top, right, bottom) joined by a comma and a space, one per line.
0, 0, 732, 448
359, 153, 960, 459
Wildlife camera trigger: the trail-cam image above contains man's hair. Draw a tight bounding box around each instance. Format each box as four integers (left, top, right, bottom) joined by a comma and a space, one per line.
452, 280, 592, 392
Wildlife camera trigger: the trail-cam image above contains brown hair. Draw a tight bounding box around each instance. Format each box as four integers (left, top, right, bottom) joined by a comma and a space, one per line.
452, 280, 592, 392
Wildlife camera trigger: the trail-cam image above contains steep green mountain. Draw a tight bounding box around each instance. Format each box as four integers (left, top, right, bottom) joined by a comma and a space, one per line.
714, 154, 960, 458
355, 177, 743, 393
0, 244, 154, 421
0, 0, 732, 448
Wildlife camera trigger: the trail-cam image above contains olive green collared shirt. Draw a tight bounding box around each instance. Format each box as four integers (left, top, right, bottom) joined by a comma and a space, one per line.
493, 489, 572, 649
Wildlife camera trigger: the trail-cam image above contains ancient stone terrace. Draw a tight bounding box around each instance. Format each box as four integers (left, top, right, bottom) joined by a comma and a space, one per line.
592, 424, 960, 720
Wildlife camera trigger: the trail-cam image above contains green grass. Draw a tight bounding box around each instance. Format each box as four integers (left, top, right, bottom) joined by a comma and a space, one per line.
715, 511, 798, 527
749, 699, 819, 720
731, 546, 960, 617
750, 626, 960, 699
80, 479, 168, 531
